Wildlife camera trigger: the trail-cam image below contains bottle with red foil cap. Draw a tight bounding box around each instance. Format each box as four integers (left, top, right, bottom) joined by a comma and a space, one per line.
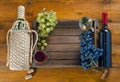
98, 12, 112, 68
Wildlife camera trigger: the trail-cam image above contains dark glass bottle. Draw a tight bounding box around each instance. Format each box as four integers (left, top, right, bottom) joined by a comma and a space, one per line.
99, 12, 112, 68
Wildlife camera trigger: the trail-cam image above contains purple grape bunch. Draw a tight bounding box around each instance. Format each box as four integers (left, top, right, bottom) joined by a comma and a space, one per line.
80, 30, 103, 70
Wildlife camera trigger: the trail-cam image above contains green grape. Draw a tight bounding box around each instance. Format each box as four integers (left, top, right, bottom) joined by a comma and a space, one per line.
36, 8, 57, 51
44, 11, 48, 15
37, 42, 41, 46
41, 33, 44, 37
50, 27, 54, 31
46, 28, 51, 33
50, 22, 55, 26
41, 40, 46, 43
36, 17, 41, 23
41, 46, 45, 50
41, 24, 46, 28
46, 22, 50, 26
40, 26, 45, 31
44, 34, 48, 37
46, 14, 50, 20
41, 31, 47, 37
40, 18, 45, 23
38, 13, 44, 18
43, 43, 48, 46
49, 19, 53, 23
38, 26, 41, 30
53, 12, 56, 16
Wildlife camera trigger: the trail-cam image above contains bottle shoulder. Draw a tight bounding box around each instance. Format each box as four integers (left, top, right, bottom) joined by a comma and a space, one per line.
100, 28, 111, 32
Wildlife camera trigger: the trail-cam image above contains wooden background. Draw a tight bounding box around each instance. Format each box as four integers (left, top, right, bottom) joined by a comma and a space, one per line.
0, 0, 120, 82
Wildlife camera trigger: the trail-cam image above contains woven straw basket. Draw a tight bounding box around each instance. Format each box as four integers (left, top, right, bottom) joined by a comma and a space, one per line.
6, 22, 38, 70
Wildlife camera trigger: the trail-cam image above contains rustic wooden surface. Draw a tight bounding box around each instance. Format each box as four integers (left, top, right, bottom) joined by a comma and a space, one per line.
0, 48, 120, 82
0, 0, 120, 82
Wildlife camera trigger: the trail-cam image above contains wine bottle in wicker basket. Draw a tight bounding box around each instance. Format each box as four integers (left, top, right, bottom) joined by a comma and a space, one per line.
6, 6, 38, 70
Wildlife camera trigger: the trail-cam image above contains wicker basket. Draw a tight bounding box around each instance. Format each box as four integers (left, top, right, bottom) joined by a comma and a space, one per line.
6, 29, 38, 70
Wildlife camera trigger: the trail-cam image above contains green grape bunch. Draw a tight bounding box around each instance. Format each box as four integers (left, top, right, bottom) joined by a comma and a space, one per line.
36, 8, 58, 50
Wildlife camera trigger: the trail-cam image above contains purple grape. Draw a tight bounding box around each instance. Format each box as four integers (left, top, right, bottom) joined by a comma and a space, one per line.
80, 29, 103, 69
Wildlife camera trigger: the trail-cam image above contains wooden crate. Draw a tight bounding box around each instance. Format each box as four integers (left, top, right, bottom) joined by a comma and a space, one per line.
32, 20, 82, 67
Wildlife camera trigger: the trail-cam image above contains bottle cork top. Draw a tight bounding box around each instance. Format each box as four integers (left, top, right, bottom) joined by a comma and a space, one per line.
18, 5, 25, 19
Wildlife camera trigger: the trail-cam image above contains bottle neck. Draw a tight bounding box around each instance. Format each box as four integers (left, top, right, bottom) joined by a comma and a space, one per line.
102, 24, 108, 29
17, 18, 24, 21
102, 12, 108, 29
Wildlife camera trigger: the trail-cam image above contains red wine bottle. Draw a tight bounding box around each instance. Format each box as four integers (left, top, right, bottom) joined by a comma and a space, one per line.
98, 12, 112, 68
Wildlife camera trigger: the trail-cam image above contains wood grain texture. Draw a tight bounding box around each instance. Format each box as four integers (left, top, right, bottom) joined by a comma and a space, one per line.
0, 0, 120, 82
47, 51, 80, 59
0, 0, 120, 22
45, 44, 79, 52
32, 59, 81, 68
1, 21, 120, 67
47, 36, 80, 44
0, 67, 120, 82
1, 45, 120, 67
1, 21, 120, 44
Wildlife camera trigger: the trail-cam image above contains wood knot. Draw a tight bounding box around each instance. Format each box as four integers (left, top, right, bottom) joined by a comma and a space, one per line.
26, 12, 33, 17
103, 0, 111, 4
26, 0, 33, 6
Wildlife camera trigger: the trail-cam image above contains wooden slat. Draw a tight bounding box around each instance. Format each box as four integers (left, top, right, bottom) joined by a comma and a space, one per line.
0, 4, 25, 21
109, 23, 120, 44
50, 28, 81, 35
32, 59, 81, 68
47, 36, 80, 44
1, 21, 120, 44
1, 21, 120, 67
26, 1, 120, 22
112, 44, 120, 67
0, 22, 13, 43
0, 0, 25, 3
45, 44, 79, 52
56, 20, 79, 27
0, 0, 120, 22
0, 46, 120, 67
0, 47, 7, 66
1, 67, 120, 82
47, 52, 80, 59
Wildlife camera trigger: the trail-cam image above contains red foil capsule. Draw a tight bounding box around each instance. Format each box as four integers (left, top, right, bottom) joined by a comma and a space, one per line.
102, 12, 108, 24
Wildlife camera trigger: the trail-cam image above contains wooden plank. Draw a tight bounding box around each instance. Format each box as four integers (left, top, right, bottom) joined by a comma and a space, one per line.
1, 21, 120, 45
0, 47, 7, 66
1, 21, 120, 42
0, 0, 25, 3
26, 1, 120, 22
109, 23, 120, 44
50, 28, 81, 35
0, 4, 25, 22
0, 67, 120, 82
32, 59, 81, 68
112, 44, 120, 67
47, 51, 80, 59
0, 1, 120, 22
0, 45, 120, 67
56, 20, 79, 27
45, 44, 80, 52
47, 36, 80, 44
